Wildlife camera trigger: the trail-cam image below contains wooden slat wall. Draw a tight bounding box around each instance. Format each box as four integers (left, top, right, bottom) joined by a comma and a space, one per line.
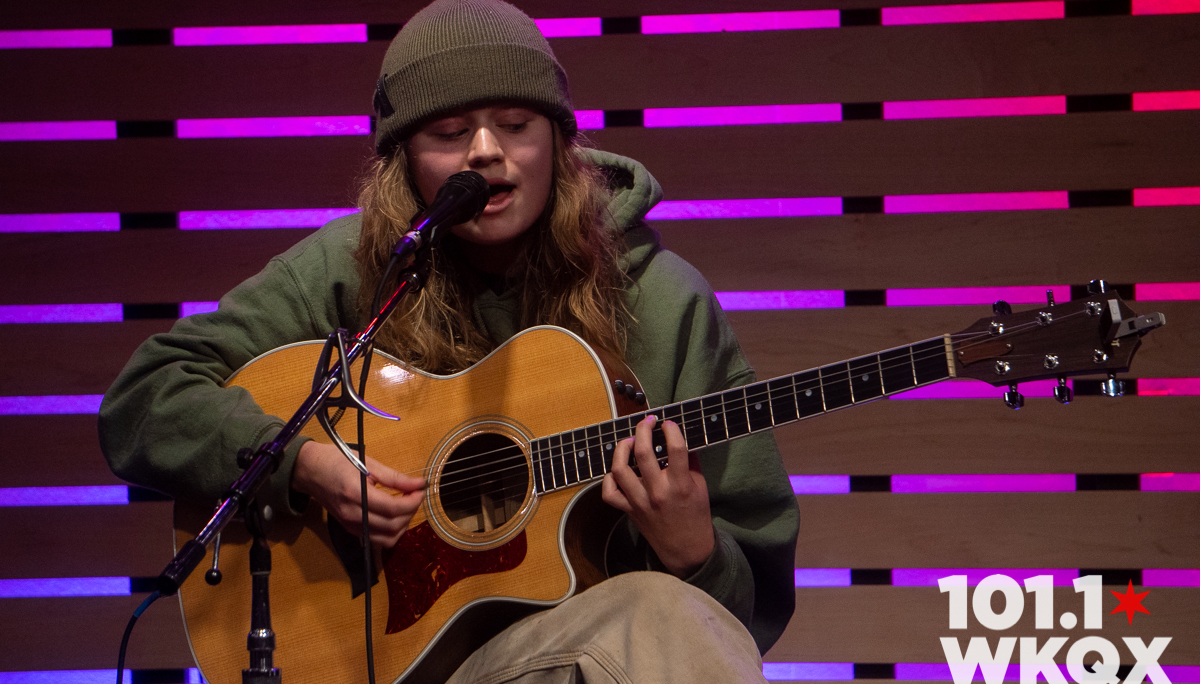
2, 0, 1197, 679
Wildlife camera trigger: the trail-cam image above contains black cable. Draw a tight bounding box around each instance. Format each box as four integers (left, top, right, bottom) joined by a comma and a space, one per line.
116, 590, 161, 684
357, 342, 377, 684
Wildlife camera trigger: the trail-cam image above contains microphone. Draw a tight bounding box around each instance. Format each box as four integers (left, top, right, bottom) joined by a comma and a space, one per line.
391, 170, 490, 262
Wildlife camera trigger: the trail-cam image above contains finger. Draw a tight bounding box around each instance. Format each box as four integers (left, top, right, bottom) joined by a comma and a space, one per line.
632, 415, 667, 491
365, 456, 427, 493
601, 473, 633, 513
367, 484, 425, 519
662, 420, 690, 487
609, 436, 649, 509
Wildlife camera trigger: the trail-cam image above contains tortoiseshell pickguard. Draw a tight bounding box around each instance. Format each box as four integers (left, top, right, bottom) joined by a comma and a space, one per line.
381, 521, 527, 634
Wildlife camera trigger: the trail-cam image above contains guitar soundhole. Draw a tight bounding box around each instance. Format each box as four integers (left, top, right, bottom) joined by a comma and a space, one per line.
438, 433, 529, 535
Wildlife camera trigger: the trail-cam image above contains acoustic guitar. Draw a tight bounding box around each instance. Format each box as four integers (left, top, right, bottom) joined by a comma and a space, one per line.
174, 291, 1163, 684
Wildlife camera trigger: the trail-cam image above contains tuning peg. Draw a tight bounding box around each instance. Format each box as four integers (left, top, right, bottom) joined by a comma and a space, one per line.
1087, 279, 1108, 295
1054, 377, 1072, 405
1100, 372, 1125, 397
1046, 289, 1055, 306
993, 300, 1012, 316
1004, 383, 1024, 410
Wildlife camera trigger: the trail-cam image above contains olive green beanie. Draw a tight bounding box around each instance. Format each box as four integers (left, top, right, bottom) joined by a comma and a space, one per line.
372, 0, 577, 156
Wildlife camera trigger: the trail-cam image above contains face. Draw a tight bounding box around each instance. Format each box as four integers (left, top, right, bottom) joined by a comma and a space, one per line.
408, 106, 554, 248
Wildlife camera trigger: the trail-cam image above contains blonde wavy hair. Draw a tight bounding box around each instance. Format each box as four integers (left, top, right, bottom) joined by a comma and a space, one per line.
354, 123, 630, 374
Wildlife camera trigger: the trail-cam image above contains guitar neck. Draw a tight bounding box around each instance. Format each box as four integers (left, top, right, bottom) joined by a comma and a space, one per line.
532, 335, 955, 494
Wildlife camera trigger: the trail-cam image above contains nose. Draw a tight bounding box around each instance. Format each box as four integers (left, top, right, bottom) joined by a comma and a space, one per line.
467, 126, 504, 170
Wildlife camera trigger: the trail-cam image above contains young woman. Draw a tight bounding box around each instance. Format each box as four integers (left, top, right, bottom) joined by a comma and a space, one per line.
100, 0, 799, 680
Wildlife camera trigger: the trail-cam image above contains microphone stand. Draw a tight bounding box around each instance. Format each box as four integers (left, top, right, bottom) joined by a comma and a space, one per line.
154, 250, 431, 683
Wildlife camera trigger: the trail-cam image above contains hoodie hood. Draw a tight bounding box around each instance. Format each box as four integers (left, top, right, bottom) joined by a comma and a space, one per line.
579, 148, 664, 276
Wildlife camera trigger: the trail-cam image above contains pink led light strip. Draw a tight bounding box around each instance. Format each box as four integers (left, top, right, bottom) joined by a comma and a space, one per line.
4, 0, 1199, 50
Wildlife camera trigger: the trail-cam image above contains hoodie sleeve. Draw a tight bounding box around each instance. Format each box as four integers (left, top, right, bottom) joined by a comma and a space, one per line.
98, 217, 363, 517
619, 230, 801, 654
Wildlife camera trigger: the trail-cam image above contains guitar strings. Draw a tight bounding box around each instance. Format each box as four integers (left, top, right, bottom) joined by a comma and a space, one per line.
381, 308, 1095, 490
410, 316, 1088, 493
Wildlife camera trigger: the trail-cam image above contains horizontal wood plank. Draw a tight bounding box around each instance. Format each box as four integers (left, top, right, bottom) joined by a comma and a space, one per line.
588, 111, 1200, 200
729, 301, 1199, 382
0, 502, 175, 579
1, 416, 119, 487
656, 206, 1200, 292
794, 492, 1200, 568
4, 492, 1195, 578
5, 393, 1198, 490
5, 207, 1198, 305
0, 229, 310, 305
766, 586, 1200, 663
772, 396, 1200, 475
0, 594, 194, 671
2, 17, 1198, 119
0, 320, 172, 395
0, 300, 1192, 393
2, 112, 1199, 213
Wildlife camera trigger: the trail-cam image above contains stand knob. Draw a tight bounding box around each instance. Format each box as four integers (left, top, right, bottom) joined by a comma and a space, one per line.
1004, 384, 1024, 410
205, 532, 223, 585
1054, 377, 1073, 405
992, 300, 1012, 316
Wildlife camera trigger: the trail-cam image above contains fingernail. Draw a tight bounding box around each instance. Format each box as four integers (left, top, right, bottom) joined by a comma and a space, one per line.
645, 414, 657, 424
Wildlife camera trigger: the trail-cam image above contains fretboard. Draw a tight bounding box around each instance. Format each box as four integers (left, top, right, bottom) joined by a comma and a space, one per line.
530, 335, 953, 494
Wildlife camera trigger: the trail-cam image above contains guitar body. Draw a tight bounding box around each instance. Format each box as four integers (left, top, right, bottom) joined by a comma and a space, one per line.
175, 326, 630, 684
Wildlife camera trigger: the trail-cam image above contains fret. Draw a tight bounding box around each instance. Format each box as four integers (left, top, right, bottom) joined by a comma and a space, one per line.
912, 337, 951, 384
527, 336, 956, 497
549, 434, 565, 490
680, 399, 707, 449
794, 370, 823, 418
767, 377, 797, 424
848, 355, 884, 402
746, 381, 773, 431
646, 422, 664, 467
532, 438, 549, 493
586, 424, 604, 479
701, 394, 728, 443
722, 387, 751, 438
820, 362, 853, 410
572, 428, 589, 481
880, 346, 917, 394
601, 420, 617, 473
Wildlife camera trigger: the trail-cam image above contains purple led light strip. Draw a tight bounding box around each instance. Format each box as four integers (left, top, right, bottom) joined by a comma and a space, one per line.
0, 486, 129, 507
0, 29, 112, 49
533, 17, 602, 37
646, 197, 841, 220
762, 662, 854, 681
883, 1, 1063, 25
0, 671, 136, 684
179, 208, 358, 229
173, 24, 366, 46
0, 395, 103, 415
0, 121, 116, 141
789, 473, 1200, 494
642, 10, 841, 34
177, 116, 369, 138
0, 213, 119, 233
0, 577, 130, 598
0, 304, 122, 323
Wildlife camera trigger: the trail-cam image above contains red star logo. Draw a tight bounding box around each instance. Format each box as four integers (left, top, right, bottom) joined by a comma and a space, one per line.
1110, 580, 1151, 625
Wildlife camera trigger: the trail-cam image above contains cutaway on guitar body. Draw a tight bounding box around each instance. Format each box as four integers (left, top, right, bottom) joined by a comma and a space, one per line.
174, 326, 640, 684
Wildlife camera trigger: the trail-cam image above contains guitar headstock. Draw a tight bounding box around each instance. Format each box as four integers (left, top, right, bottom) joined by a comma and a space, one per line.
950, 285, 1165, 403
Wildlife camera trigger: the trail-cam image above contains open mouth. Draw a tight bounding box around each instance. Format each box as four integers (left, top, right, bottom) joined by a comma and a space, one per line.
487, 182, 515, 204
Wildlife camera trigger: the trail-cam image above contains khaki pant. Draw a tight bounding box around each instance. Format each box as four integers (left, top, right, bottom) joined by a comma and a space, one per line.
445, 572, 768, 684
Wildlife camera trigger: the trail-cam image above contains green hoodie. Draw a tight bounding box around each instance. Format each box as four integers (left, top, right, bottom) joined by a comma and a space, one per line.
99, 149, 799, 653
